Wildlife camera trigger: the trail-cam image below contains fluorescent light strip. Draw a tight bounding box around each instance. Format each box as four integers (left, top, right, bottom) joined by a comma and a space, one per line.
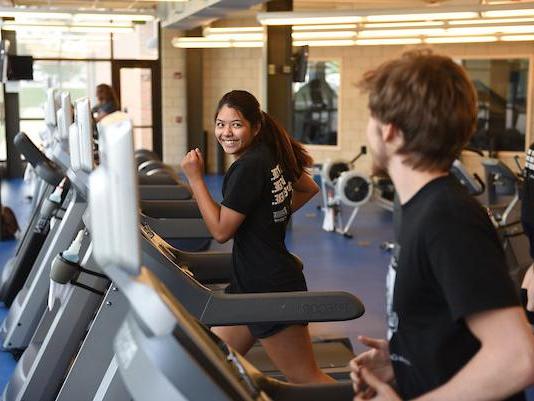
260, 16, 362, 25
0, 11, 71, 20
425, 36, 497, 43
364, 21, 444, 28
0, 10, 154, 22
449, 17, 534, 25
365, 12, 478, 22
359, 28, 446, 38
172, 40, 263, 48
232, 41, 264, 48
293, 39, 355, 47
355, 38, 422, 45
2, 24, 134, 33
483, 9, 534, 18
501, 35, 534, 41
204, 27, 263, 33
292, 24, 358, 31
447, 25, 534, 35
172, 33, 534, 48
73, 13, 154, 22
3, 20, 133, 28
205, 33, 263, 40
292, 31, 356, 40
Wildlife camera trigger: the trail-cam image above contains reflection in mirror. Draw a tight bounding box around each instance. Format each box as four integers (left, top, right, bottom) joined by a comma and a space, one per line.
461, 58, 529, 153
293, 60, 339, 146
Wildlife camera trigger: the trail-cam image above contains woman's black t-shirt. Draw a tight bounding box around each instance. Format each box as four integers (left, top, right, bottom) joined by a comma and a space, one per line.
221, 142, 304, 292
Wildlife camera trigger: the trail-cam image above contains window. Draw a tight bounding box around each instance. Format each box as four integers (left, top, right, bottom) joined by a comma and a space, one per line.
293, 60, 340, 146
17, 31, 111, 59
462, 59, 529, 152
7, 24, 161, 163
19, 61, 111, 146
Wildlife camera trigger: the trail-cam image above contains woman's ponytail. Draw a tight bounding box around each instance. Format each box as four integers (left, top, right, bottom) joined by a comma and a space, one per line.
258, 112, 312, 182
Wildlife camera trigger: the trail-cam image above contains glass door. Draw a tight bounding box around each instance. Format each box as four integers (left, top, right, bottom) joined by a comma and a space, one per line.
112, 60, 162, 156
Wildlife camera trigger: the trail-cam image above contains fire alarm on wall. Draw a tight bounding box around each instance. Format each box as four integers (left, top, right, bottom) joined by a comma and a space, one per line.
173, 72, 183, 79
175, 116, 183, 124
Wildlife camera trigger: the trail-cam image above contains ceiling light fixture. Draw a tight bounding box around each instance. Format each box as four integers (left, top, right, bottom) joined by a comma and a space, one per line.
355, 38, 422, 45
292, 31, 356, 40
365, 12, 478, 22
425, 36, 497, 43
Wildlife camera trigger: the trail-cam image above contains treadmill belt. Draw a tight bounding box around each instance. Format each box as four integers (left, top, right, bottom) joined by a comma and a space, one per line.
245, 338, 354, 380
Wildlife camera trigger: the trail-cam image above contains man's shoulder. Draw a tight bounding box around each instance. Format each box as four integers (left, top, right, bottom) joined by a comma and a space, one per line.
412, 178, 487, 230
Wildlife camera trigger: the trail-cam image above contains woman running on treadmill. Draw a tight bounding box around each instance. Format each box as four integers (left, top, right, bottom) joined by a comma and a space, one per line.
181, 90, 333, 384
91, 84, 119, 123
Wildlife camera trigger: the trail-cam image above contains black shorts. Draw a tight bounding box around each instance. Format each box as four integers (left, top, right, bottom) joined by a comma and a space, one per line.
224, 276, 308, 339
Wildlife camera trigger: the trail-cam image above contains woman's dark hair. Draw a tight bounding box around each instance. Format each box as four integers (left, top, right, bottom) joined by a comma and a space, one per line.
96, 84, 119, 109
215, 90, 312, 182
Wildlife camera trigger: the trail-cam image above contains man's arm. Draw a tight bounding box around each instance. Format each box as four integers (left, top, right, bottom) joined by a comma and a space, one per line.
414, 307, 534, 401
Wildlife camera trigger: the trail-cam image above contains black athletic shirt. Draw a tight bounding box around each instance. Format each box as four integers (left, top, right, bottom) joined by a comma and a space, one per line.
221, 142, 304, 292
522, 142, 534, 258
387, 175, 524, 401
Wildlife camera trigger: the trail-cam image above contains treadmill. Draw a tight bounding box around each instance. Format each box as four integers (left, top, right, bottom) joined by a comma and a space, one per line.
88, 119, 359, 401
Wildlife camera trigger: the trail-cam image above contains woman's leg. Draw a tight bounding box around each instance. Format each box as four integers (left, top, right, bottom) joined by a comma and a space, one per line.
211, 325, 256, 355
259, 325, 335, 384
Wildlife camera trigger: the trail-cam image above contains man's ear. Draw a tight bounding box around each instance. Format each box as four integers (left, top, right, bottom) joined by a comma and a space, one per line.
382, 123, 403, 145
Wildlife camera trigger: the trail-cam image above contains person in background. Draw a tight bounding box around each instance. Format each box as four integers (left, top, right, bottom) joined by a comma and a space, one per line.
349, 50, 534, 401
92, 84, 119, 123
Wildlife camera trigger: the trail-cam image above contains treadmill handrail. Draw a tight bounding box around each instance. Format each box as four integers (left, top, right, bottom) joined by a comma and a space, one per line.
14, 132, 63, 186
140, 200, 202, 219
201, 290, 365, 326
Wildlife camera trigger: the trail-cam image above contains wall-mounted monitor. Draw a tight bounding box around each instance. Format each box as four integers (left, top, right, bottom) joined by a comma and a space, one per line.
7, 55, 33, 81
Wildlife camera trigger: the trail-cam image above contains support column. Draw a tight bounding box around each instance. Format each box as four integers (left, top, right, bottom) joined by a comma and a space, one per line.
2, 30, 24, 178
185, 27, 204, 154
266, 0, 293, 134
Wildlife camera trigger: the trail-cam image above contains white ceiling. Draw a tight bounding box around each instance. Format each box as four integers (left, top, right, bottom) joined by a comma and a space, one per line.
5, 0, 529, 11
0, 0, 161, 10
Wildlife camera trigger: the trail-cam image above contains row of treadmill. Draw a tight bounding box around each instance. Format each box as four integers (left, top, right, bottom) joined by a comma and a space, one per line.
0, 88, 365, 401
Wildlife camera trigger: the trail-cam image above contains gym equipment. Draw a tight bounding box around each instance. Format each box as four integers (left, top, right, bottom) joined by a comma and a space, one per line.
448, 153, 531, 292
3, 110, 360, 401
0, 105, 230, 401
0, 182, 69, 306
0, 98, 91, 352
90, 114, 358, 401
482, 157, 532, 290
320, 147, 393, 238
95, 111, 191, 201
450, 148, 486, 196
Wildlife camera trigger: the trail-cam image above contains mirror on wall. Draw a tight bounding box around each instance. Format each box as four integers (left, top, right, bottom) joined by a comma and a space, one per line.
461, 58, 529, 153
293, 60, 340, 146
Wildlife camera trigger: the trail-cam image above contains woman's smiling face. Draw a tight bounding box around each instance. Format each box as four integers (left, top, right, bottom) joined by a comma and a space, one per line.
215, 105, 258, 157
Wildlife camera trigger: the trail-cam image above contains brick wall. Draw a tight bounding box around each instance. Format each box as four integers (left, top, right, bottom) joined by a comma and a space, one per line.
202, 47, 264, 171
161, 28, 188, 165
161, 35, 533, 174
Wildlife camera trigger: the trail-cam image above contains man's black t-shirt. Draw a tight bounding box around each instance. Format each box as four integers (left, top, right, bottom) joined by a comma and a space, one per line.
388, 175, 524, 401
522, 142, 534, 258
221, 142, 304, 292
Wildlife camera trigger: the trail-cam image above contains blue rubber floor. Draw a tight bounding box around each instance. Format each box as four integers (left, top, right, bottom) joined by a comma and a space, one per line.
0, 175, 532, 399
